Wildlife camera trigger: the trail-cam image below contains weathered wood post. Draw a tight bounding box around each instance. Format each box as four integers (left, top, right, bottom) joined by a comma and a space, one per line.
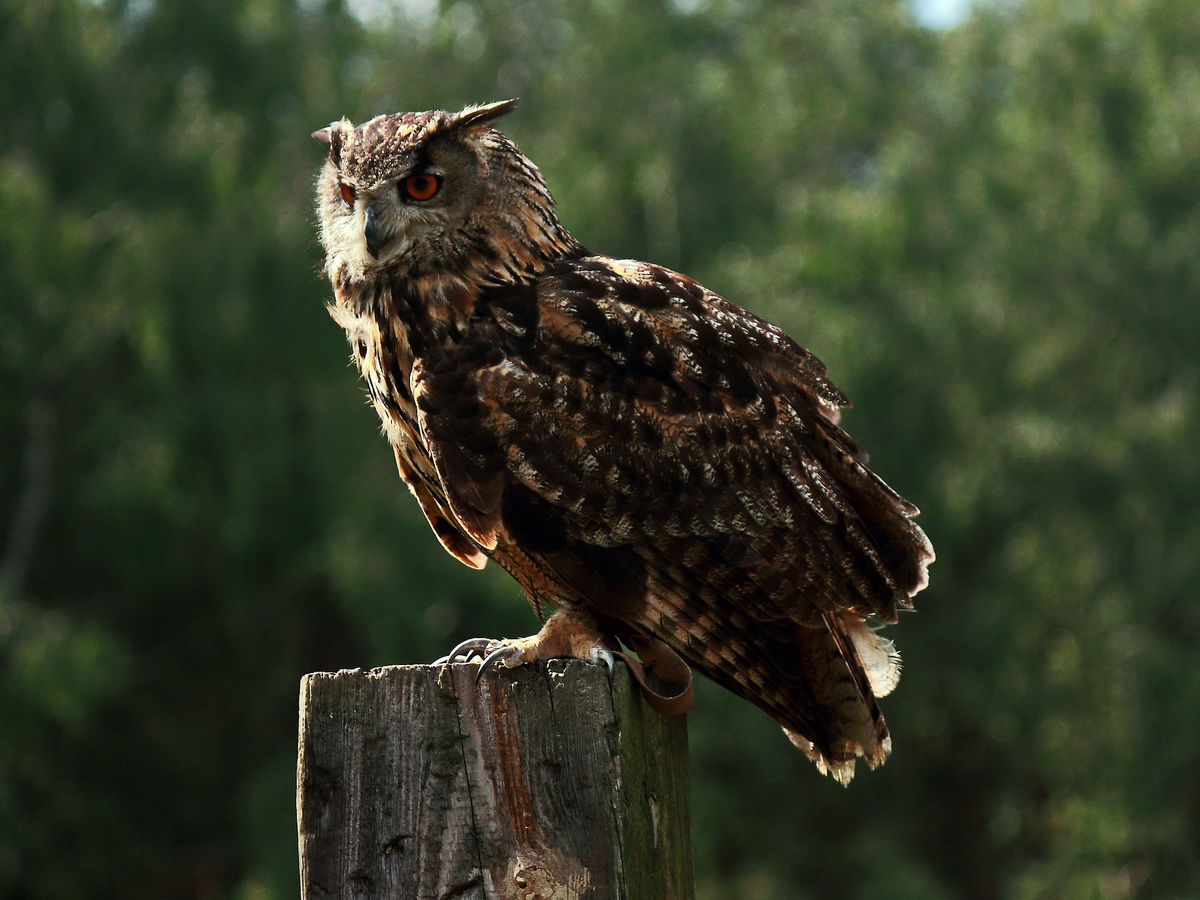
297, 659, 694, 899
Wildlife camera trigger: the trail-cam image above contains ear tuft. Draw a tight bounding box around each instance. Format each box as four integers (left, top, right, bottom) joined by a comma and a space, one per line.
453, 99, 519, 132
312, 119, 350, 166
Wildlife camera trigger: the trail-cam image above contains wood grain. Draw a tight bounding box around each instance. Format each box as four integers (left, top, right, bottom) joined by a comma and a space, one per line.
297, 660, 693, 899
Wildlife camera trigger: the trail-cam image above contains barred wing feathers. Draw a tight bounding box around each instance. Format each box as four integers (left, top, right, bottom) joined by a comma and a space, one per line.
413, 255, 933, 780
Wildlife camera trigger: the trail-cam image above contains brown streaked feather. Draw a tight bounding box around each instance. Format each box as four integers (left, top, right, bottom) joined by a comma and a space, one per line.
392, 444, 487, 569
406, 254, 932, 778
417, 257, 930, 612
410, 357, 505, 552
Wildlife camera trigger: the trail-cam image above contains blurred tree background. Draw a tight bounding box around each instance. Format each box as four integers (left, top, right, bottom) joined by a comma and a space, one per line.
2, 0, 1198, 896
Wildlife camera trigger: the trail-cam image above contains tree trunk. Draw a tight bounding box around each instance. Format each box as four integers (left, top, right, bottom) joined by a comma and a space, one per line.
297, 659, 694, 899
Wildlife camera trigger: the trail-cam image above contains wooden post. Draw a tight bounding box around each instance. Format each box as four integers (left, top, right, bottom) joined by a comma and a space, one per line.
297, 659, 694, 900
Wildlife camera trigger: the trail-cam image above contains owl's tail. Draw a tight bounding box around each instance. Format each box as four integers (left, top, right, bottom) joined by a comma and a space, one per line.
630, 538, 909, 785
782, 612, 901, 785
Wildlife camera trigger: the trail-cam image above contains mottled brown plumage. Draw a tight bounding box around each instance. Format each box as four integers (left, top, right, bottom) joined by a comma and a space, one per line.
313, 100, 933, 783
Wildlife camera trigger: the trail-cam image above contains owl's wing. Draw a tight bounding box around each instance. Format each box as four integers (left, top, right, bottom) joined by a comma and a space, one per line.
413, 256, 933, 780
414, 256, 931, 622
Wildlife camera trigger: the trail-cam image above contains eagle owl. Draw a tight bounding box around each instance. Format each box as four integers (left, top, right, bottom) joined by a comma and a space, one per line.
313, 100, 933, 783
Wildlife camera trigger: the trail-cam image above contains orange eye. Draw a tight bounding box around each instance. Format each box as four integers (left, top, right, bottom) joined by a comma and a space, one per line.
401, 173, 442, 201
339, 182, 355, 207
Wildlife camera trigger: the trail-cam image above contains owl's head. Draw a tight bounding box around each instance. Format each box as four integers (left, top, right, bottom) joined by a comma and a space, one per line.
314, 100, 576, 284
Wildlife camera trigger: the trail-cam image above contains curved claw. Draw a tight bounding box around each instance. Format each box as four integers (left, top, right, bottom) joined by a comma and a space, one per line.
589, 647, 616, 681
433, 637, 495, 666
477, 643, 525, 682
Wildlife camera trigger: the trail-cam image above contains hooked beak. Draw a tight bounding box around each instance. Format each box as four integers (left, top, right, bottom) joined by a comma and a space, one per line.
363, 202, 383, 259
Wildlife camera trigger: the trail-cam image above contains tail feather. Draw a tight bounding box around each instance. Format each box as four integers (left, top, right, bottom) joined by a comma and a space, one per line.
780, 613, 891, 785
627, 538, 897, 784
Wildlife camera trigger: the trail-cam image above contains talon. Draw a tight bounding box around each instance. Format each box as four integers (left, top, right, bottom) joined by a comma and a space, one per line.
477, 642, 525, 681
435, 637, 496, 665
589, 647, 616, 680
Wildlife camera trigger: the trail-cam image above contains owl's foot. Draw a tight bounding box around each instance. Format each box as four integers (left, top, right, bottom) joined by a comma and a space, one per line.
480, 641, 616, 680
435, 609, 694, 717
436, 608, 617, 680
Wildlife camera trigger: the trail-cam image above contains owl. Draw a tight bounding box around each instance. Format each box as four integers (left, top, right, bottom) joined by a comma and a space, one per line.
313, 100, 933, 784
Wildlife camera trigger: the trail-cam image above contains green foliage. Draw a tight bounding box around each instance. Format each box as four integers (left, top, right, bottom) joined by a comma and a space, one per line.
2, 0, 1197, 896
